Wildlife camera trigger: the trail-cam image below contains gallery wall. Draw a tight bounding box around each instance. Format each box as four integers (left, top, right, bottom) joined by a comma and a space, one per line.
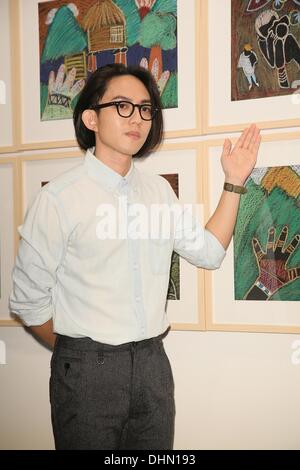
0, 0, 300, 449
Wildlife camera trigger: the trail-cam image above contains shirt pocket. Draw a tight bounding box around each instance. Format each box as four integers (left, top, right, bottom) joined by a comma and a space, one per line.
149, 238, 173, 275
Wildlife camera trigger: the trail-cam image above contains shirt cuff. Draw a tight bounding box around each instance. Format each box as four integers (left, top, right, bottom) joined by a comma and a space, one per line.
10, 303, 54, 327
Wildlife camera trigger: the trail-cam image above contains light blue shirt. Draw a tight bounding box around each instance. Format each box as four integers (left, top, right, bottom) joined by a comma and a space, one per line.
9, 149, 226, 345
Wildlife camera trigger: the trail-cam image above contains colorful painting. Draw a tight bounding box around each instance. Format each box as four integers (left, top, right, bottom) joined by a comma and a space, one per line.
38, 0, 178, 121
161, 173, 180, 300
232, 0, 300, 101
234, 165, 300, 300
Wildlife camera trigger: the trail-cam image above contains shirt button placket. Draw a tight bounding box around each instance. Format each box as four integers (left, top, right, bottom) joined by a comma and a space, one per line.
127, 186, 146, 338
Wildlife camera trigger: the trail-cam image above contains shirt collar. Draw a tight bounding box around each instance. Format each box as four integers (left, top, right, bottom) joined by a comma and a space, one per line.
84, 148, 135, 193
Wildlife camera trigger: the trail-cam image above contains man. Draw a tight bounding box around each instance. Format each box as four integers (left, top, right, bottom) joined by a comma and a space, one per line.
10, 64, 261, 450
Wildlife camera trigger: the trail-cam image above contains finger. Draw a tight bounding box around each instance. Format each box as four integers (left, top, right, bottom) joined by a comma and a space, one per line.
55, 64, 65, 91
157, 70, 170, 95
284, 234, 300, 257
48, 71, 55, 94
248, 126, 260, 150
233, 126, 250, 150
221, 139, 232, 159
61, 67, 76, 93
70, 79, 85, 99
275, 225, 288, 253
151, 57, 159, 81
249, 130, 261, 154
266, 227, 276, 255
252, 237, 265, 262
287, 267, 300, 282
140, 57, 148, 69
243, 124, 257, 149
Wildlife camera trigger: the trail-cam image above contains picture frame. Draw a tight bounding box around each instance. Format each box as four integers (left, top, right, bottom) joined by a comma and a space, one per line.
202, 0, 300, 134
203, 132, 300, 333
20, 151, 83, 215
16, 0, 200, 151
0, 157, 21, 325
135, 142, 205, 330
0, 0, 21, 153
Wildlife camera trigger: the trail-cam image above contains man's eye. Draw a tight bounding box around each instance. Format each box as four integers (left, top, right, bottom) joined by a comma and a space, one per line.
118, 102, 130, 110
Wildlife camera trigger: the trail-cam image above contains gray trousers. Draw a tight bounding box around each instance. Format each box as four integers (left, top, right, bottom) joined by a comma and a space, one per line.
50, 329, 175, 450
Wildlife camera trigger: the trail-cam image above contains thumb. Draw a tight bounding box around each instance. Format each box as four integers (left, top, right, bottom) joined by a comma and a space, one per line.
221, 139, 232, 159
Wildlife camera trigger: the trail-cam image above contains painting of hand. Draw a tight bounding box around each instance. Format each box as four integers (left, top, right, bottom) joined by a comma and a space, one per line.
245, 226, 300, 299
42, 64, 85, 120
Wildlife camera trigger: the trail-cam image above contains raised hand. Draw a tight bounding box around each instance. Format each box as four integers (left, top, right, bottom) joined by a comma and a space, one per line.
245, 226, 300, 300
221, 124, 261, 186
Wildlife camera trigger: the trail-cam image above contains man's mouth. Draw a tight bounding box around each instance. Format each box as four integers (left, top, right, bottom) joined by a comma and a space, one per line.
125, 131, 141, 140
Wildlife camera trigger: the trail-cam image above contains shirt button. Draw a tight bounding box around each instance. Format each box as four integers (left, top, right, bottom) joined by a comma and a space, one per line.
133, 263, 138, 269
136, 296, 141, 302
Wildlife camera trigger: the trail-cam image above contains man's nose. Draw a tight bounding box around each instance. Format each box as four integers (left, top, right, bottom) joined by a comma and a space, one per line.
129, 105, 142, 122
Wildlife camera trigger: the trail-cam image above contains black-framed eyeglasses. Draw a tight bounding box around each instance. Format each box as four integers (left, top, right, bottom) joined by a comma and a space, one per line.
89, 100, 158, 121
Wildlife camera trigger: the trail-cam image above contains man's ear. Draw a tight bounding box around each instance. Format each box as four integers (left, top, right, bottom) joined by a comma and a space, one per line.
82, 109, 98, 132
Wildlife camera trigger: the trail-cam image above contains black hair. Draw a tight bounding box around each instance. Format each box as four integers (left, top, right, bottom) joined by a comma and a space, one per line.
73, 63, 163, 158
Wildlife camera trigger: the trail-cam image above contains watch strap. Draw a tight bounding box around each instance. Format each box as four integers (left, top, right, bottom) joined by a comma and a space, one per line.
223, 182, 247, 194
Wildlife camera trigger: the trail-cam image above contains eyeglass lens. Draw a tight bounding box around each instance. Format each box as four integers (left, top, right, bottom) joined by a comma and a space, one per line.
116, 101, 153, 120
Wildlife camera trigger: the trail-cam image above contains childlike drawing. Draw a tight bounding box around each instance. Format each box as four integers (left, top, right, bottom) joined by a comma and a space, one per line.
245, 226, 300, 300
238, 43, 260, 90
42, 64, 85, 120
255, 9, 300, 88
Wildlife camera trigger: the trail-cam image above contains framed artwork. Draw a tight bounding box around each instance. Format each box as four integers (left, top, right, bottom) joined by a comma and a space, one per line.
0, 158, 21, 325
202, 0, 300, 133
17, 0, 200, 150
20, 152, 83, 214
0, 1, 20, 153
204, 133, 300, 333
135, 142, 205, 330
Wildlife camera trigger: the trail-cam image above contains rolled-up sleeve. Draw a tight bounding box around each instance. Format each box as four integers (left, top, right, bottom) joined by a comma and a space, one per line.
160, 177, 226, 270
173, 209, 226, 270
9, 189, 68, 326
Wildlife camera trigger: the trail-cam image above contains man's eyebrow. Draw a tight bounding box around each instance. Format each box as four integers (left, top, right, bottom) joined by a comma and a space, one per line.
111, 95, 152, 103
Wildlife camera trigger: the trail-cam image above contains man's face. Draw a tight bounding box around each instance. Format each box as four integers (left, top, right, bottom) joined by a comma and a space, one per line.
93, 75, 152, 160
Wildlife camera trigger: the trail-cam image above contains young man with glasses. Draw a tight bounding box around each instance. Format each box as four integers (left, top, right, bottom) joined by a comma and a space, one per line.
10, 64, 261, 450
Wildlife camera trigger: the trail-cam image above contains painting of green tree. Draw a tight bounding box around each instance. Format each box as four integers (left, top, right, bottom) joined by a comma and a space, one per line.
38, 0, 177, 120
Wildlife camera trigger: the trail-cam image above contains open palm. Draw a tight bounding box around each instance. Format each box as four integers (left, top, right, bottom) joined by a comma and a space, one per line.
221, 124, 261, 185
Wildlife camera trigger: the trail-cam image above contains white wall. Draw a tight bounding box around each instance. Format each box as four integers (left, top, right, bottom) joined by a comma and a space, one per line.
1, 0, 300, 451
1, 326, 299, 449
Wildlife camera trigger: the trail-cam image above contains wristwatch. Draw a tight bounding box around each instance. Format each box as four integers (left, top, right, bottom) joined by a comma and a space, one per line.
223, 182, 247, 194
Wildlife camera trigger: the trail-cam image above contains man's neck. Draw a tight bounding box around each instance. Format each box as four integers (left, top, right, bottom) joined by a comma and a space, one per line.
94, 150, 132, 177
